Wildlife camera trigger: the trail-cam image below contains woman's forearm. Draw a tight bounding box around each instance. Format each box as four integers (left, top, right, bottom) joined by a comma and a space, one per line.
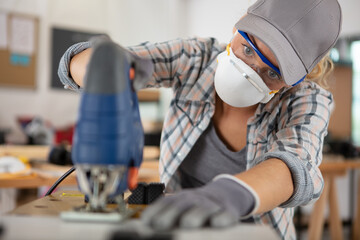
235, 158, 294, 214
69, 48, 92, 87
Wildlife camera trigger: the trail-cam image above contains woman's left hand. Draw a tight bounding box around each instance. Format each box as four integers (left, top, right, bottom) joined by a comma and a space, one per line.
141, 174, 258, 230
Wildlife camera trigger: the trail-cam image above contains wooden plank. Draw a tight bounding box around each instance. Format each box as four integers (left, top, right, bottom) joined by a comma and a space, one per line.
0, 160, 159, 188
138, 160, 160, 183
0, 145, 160, 161
320, 162, 360, 174
9, 190, 139, 217
0, 145, 49, 159
320, 155, 360, 174
9, 191, 85, 216
137, 89, 160, 102
0, 171, 77, 188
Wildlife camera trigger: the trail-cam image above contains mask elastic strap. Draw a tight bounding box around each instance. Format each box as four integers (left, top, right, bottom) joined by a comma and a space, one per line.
269, 90, 279, 95
227, 31, 239, 56
226, 44, 231, 56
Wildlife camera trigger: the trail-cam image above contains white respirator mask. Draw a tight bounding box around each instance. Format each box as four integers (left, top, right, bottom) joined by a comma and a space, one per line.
214, 45, 278, 108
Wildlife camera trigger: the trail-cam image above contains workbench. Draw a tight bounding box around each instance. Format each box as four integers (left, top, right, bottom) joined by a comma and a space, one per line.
2, 146, 360, 239
0, 145, 160, 188
309, 154, 360, 240
1, 191, 280, 240
0, 145, 280, 239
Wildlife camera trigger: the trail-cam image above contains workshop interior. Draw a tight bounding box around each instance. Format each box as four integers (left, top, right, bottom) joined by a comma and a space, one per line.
0, 0, 360, 239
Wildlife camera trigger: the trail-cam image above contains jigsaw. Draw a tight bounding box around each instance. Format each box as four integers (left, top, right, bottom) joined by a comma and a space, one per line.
61, 38, 152, 222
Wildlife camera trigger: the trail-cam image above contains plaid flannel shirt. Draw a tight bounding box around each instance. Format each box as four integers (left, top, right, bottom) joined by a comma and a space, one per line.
58, 37, 334, 240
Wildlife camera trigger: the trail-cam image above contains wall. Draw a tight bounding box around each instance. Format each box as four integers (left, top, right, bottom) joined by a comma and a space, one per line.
185, 0, 256, 43
0, 0, 108, 143
0, 0, 255, 142
1, 0, 359, 142
339, 0, 360, 36
0, 0, 187, 142
0, 0, 359, 220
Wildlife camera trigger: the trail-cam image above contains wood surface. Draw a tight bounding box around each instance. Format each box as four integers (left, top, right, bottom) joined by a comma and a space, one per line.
137, 89, 160, 102
9, 190, 143, 217
0, 145, 160, 188
0, 145, 160, 160
0, 160, 159, 188
328, 65, 352, 139
10, 190, 85, 216
3, 146, 360, 240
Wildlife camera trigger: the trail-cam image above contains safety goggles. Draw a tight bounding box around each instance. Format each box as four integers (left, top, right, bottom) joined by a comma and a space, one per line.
230, 31, 284, 90
237, 30, 281, 76
237, 30, 305, 86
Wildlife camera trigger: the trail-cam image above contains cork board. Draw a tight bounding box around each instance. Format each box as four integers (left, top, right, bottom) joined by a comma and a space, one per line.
0, 13, 39, 88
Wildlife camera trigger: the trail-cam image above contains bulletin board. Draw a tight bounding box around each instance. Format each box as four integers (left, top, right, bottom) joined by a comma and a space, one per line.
0, 12, 39, 88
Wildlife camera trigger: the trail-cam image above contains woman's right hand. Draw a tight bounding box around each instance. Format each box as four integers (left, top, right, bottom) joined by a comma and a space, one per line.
69, 48, 92, 87
70, 48, 138, 88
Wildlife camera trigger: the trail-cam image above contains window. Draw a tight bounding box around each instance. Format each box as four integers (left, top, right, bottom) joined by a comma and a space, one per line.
351, 41, 360, 146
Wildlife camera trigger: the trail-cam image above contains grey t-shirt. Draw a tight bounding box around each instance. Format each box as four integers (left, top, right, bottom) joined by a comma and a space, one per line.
179, 121, 247, 188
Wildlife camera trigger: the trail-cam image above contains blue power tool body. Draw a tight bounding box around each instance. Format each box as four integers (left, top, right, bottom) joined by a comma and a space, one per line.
71, 40, 146, 210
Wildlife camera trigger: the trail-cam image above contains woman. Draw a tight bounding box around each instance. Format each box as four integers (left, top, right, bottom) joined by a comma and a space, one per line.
58, 0, 342, 238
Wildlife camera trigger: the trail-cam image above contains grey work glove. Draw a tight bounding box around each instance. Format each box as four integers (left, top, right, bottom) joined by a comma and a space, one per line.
141, 174, 260, 230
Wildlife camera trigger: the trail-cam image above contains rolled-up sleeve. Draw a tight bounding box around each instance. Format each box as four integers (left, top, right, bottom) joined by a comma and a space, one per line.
58, 38, 224, 92
262, 83, 333, 207
127, 37, 223, 90
58, 42, 91, 92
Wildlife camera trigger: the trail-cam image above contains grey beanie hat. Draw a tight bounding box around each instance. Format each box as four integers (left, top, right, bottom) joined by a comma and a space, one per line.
235, 0, 342, 85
